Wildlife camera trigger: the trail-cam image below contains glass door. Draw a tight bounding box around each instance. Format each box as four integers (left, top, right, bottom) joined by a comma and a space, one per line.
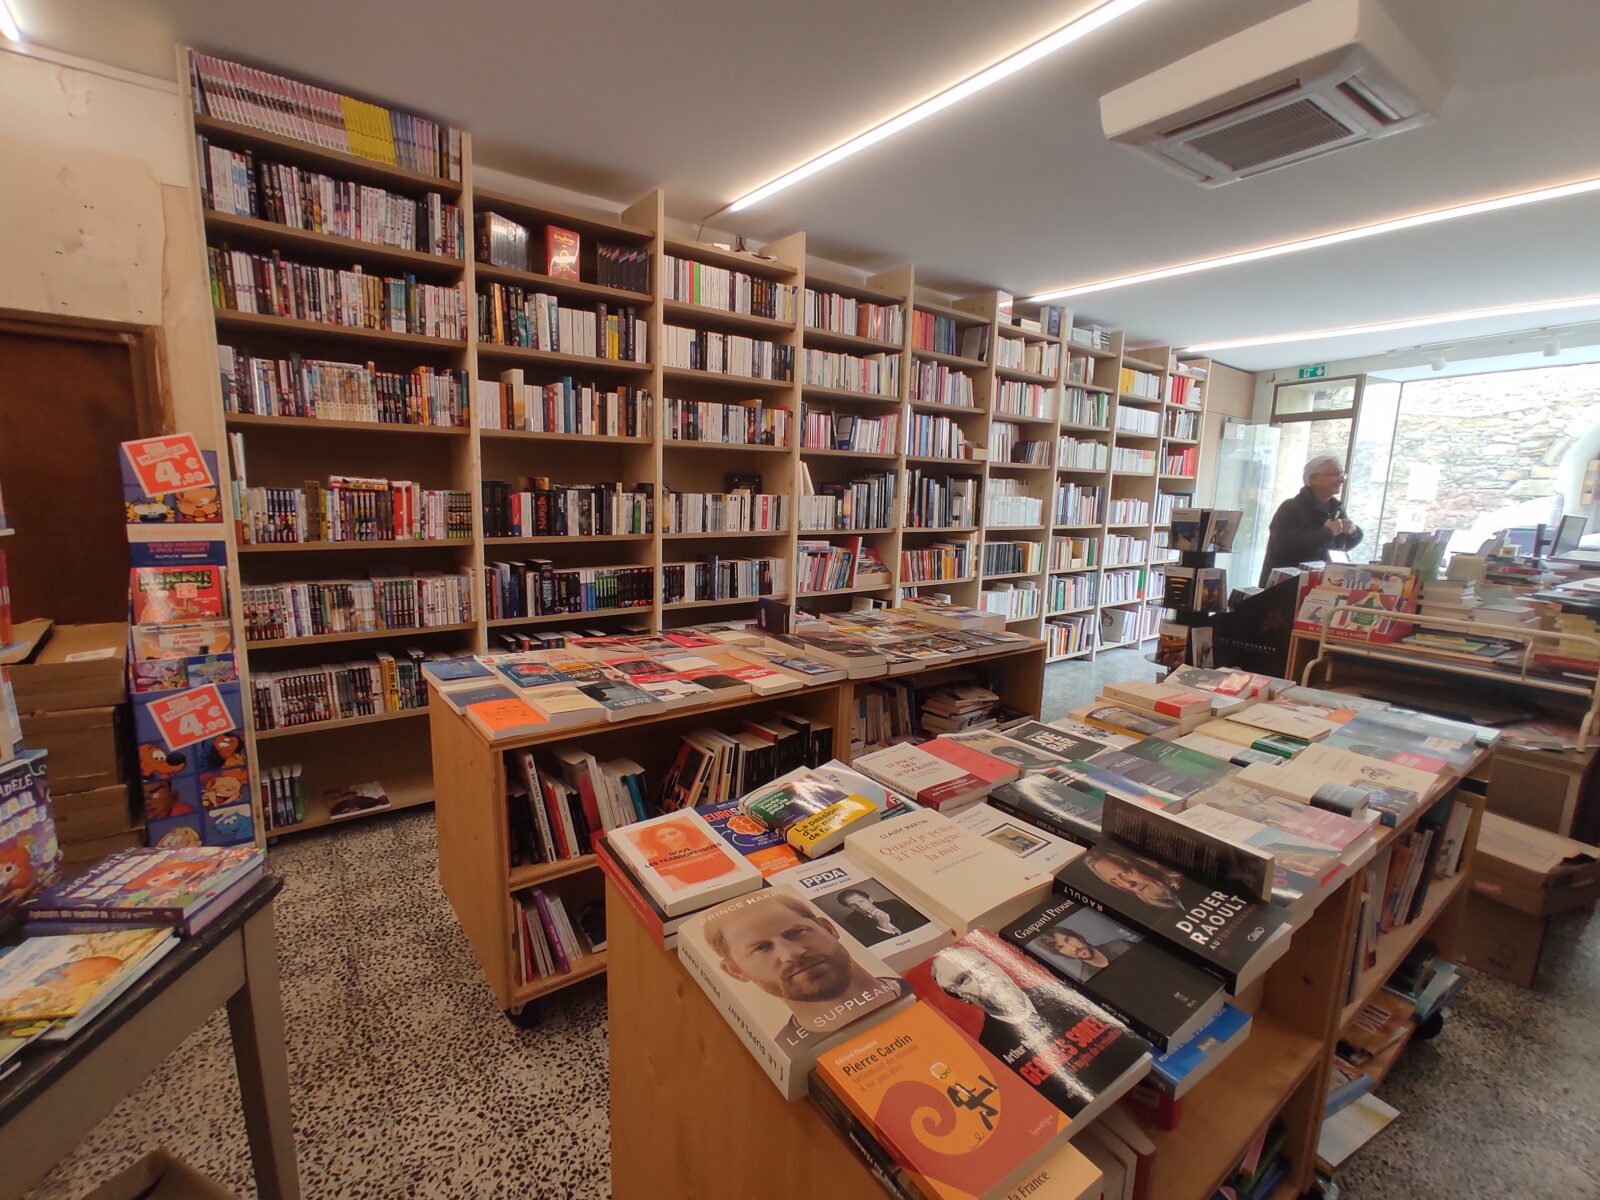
1212, 418, 1281, 588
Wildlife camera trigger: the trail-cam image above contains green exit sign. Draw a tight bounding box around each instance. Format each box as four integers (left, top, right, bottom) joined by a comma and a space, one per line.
1298, 364, 1326, 380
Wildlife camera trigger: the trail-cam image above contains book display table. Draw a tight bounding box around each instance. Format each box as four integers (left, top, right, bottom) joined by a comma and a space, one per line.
0, 878, 299, 1200
605, 749, 1489, 1200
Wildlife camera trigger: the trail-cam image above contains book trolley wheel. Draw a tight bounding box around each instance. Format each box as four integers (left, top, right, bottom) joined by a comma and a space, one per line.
1417, 1010, 1447, 1041
508, 1003, 542, 1029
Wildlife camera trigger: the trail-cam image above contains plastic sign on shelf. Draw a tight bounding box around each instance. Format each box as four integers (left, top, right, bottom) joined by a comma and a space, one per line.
145, 683, 236, 752
120, 434, 216, 498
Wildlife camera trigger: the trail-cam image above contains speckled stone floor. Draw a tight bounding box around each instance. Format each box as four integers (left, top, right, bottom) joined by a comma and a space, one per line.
23, 649, 1600, 1198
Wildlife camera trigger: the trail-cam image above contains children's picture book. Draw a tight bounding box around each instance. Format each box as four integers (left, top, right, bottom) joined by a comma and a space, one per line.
0, 927, 177, 1034
24, 846, 264, 935
0, 750, 61, 916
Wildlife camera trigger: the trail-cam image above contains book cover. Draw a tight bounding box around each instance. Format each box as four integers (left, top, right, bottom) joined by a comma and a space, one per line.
545, 225, 580, 280
921, 737, 1023, 792
1099, 795, 1274, 902
1177, 804, 1347, 913
1086, 738, 1233, 804
844, 809, 1052, 935
949, 803, 1084, 877
904, 930, 1152, 1126
853, 744, 984, 813
493, 660, 578, 689
575, 679, 658, 721
0, 927, 175, 1022
677, 885, 910, 1099
940, 728, 1067, 774
128, 564, 227, 625
1068, 704, 1176, 739
1230, 703, 1339, 742
988, 769, 1109, 848
0, 750, 61, 915
1050, 759, 1179, 811
1002, 895, 1226, 1053
465, 695, 549, 740
695, 801, 803, 878
810, 999, 1070, 1198
24, 846, 263, 926
1184, 781, 1375, 856
767, 854, 953, 972
607, 809, 762, 918
1005, 720, 1119, 762
1147, 1003, 1252, 1098
523, 683, 608, 728
1053, 840, 1295, 993
421, 656, 496, 684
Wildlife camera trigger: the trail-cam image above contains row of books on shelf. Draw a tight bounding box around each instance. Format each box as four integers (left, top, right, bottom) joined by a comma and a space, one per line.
663, 255, 799, 320
906, 412, 973, 460
219, 349, 470, 426
905, 471, 978, 529
1114, 406, 1161, 436
991, 423, 1051, 466
662, 327, 793, 380
477, 213, 649, 295
980, 580, 1040, 621
1049, 570, 1098, 611
475, 375, 650, 437
481, 478, 650, 539
476, 287, 647, 361
900, 543, 972, 584
198, 137, 464, 257
995, 335, 1062, 377
249, 652, 430, 730
1163, 447, 1198, 476
661, 558, 786, 606
909, 360, 977, 407
1059, 436, 1109, 470
1120, 367, 1162, 399
1054, 483, 1105, 527
801, 348, 899, 397
242, 571, 474, 641
1167, 373, 1202, 408
994, 379, 1055, 420
1167, 409, 1200, 439
187, 50, 463, 181
514, 887, 605, 987
1154, 492, 1194, 526
909, 311, 962, 356
207, 247, 468, 338
1047, 612, 1098, 658
804, 409, 897, 454
1051, 535, 1098, 571
662, 489, 788, 534
228, 472, 473, 546
1064, 389, 1111, 428
484, 560, 656, 620
666, 395, 788, 446
983, 540, 1044, 577
260, 772, 392, 831
804, 290, 903, 342
1101, 567, 1149, 606
985, 480, 1044, 527
1108, 498, 1151, 525
798, 470, 897, 532
1111, 447, 1156, 473
1104, 534, 1149, 567
798, 540, 885, 594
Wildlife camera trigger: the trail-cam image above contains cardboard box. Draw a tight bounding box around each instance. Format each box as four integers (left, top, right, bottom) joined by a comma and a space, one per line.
76, 1148, 240, 1200
7, 624, 129, 713
51, 783, 134, 843
1470, 812, 1600, 917
1457, 893, 1545, 988
58, 825, 144, 869
1485, 747, 1586, 836
20, 705, 127, 784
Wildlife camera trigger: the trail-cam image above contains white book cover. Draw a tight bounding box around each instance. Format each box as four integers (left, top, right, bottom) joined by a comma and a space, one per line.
766, 855, 954, 972
949, 803, 1085, 877
852, 743, 980, 812
607, 809, 762, 918
522, 683, 607, 728
844, 808, 1053, 935
676, 885, 911, 1098
1231, 703, 1339, 741
1044, 719, 1136, 752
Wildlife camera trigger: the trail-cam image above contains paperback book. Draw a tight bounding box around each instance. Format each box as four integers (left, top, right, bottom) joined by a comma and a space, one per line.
740, 774, 881, 858
1099, 794, 1274, 902
988, 769, 1113, 848
766, 855, 953, 972
606, 809, 762, 918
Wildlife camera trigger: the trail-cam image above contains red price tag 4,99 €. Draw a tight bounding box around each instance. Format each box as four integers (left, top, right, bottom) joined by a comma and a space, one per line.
147, 684, 236, 752
121, 434, 216, 498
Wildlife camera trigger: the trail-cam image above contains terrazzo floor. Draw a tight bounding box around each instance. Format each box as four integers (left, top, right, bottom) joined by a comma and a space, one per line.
24, 649, 1600, 1199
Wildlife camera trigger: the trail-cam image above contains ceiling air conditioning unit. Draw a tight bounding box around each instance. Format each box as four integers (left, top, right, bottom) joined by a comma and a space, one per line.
1100, 0, 1444, 186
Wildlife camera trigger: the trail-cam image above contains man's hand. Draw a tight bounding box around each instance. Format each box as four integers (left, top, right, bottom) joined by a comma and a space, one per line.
1325, 518, 1344, 536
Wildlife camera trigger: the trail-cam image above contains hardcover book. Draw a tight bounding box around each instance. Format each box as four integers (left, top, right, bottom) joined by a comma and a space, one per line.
677, 885, 911, 1099
1099, 794, 1274, 902
1002, 894, 1226, 1053
810, 999, 1070, 1197
844, 809, 1053, 935
905, 930, 1152, 1127
767, 854, 953, 972
607, 809, 762, 918
23, 846, 264, 935
1053, 840, 1294, 993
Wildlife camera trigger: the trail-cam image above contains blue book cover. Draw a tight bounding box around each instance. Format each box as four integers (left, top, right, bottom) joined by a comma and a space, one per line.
422, 657, 495, 683
1151, 1002, 1252, 1091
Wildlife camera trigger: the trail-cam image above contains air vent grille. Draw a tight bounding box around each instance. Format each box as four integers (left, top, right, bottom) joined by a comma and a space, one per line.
1185, 97, 1357, 171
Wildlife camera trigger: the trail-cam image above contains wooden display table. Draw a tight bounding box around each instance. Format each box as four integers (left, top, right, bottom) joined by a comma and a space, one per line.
606, 753, 1488, 1200
431, 642, 1046, 1010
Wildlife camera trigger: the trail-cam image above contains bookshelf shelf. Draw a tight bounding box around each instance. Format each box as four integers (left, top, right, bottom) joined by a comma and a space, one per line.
213, 310, 467, 350
902, 574, 978, 586
474, 261, 650, 305
246, 621, 477, 650
994, 366, 1059, 386
254, 708, 429, 741
982, 570, 1043, 582
1047, 648, 1094, 663
475, 344, 652, 373
903, 525, 979, 534
989, 462, 1052, 474
509, 854, 600, 891
1118, 392, 1163, 406
910, 348, 987, 371
803, 527, 896, 536
237, 539, 469, 553
1047, 604, 1098, 616
265, 781, 436, 838
907, 399, 982, 415
483, 533, 653, 546
801, 327, 903, 354
800, 384, 902, 405
1058, 422, 1112, 433
987, 523, 1047, 533
904, 454, 983, 467
913, 298, 988, 326
800, 447, 898, 462
486, 607, 653, 627
202, 210, 464, 274
223, 413, 469, 437
992, 412, 1057, 427
663, 440, 791, 455
662, 366, 793, 391
1164, 436, 1200, 446
193, 113, 465, 195
661, 529, 790, 541
663, 237, 799, 279
478, 429, 654, 445
476, 189, 654, 242
798, 581, 894, 599
660, 594, 789, 612
662, 299, 797, 336
1340, 870, 1467, 1029
512, 949, 610, 1003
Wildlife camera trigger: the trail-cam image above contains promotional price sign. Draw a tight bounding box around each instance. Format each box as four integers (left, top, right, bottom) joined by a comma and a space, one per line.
120, 434, 216, 498
146, 684, 236, 752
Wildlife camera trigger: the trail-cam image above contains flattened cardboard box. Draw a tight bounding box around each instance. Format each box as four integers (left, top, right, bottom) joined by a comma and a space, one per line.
7, 623, 129, 712
1470, 811, 1600, 917
19, 705, 126, 780
77, 1148, 240, 1200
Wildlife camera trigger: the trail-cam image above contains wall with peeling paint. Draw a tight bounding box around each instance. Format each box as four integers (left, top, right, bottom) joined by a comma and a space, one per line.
0, 44, 221, 446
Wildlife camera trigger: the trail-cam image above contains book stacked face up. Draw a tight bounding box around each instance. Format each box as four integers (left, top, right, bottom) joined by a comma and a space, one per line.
0, 844, 266, 1077
603, 656, 1485, 1198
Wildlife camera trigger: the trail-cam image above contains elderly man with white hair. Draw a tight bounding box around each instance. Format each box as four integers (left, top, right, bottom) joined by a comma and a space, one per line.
1259, 453, 1363, 584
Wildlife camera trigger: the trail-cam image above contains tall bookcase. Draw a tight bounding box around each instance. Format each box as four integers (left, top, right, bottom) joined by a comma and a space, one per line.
178, 49, 1206, 843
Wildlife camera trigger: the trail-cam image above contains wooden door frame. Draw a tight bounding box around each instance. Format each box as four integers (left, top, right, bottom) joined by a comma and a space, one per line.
0, 309, 170, 437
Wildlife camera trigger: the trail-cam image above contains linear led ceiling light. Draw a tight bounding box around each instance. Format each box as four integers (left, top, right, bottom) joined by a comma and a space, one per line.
717, 0, 1155, 216
1027, 174, 1600, 302
0, 0, 22, 42
1183, 295, 1600, 354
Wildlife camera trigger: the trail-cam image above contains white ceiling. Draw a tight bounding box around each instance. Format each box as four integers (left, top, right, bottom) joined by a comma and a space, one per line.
18, 0, 1600, 371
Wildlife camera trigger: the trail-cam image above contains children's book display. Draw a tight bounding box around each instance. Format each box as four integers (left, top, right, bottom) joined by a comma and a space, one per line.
121, 437, 254, 849
1156, 507, 1241, 672
589, 650, 1483, 1199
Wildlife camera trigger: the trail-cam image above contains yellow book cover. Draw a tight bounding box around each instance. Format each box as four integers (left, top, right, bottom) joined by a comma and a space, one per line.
786, 796, 878, 857
0, 928, 172, 1022
339, 95, 366, 160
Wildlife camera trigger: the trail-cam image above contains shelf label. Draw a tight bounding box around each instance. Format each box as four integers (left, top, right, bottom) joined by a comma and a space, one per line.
121, 434, 215, 498
146, 683, 236, 751
1296, 364, 1327, 380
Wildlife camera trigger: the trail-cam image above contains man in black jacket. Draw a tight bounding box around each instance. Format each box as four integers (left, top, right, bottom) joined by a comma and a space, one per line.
1259, 454, 1363, 584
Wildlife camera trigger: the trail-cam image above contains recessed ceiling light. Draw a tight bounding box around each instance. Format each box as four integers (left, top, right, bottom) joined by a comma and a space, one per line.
715, 0, 1155, 217
1183, 295, 1600, 354
0, 1, 22, 42
1026, 174, 1600, 302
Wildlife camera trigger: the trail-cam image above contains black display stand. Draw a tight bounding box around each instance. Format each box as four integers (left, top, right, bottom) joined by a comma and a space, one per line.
1154, 549, 1220, 670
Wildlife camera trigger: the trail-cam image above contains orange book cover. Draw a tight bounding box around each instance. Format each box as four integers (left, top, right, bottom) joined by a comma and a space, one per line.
545, 225, 580, 281
812, 1000, 1068, 1200
467, 697, 548, 736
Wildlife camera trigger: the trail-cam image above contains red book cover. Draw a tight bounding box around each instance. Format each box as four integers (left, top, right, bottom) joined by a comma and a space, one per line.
129, 564, 227, 625
545, 225, 580, 281
1152, 693, 1210, 719
922, 738, 1022, 791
